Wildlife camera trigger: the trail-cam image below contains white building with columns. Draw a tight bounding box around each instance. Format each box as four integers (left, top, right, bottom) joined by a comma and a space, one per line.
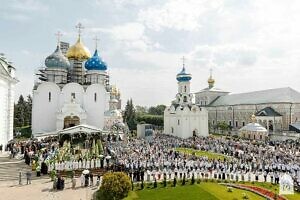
0, 54, 18, 146
32, 26, 123, 136
195, 71, 300, 134
164, 64, 209, 138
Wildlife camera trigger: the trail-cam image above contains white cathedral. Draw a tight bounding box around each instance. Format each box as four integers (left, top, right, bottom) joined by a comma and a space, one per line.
164, 64, 209, 138
0, 54, 18, 146
32, 25, 123, 136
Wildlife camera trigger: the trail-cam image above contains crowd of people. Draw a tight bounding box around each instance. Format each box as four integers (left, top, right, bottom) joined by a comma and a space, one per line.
5, 133, 300, 191
107, 134, 300, 189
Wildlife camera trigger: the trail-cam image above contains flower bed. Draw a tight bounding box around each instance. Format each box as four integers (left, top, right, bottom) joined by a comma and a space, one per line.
220, 183, 287, 200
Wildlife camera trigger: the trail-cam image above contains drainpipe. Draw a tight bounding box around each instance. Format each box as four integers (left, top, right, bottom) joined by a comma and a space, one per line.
289, 103, 293, 128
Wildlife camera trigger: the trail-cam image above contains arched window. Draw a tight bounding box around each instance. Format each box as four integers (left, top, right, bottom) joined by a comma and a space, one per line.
183, 96, 187, 102
184, 86, 187, 92
94, 93, 97, 102
48, 92, 51, 102
178, 119, 180, 125
171, 127, 174, 133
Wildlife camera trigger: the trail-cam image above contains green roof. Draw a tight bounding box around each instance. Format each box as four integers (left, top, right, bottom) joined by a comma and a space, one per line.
209, 87, 300, 106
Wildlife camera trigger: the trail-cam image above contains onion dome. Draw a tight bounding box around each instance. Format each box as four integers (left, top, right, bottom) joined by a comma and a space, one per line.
84, 49, 107, 70
66, 37, 91, 60
45, 45, 70, 68
207, 69, 215, 88
208, 76, 215, 88
176, 66, 192, 82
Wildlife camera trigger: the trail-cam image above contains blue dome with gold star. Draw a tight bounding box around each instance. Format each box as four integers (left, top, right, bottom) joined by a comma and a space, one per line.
85, 49, 107, 71
176, 66, 192, 82
45, 45, 70, 69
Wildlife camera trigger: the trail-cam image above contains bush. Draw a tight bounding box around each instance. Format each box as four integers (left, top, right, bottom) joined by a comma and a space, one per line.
97, 172, 131, 200
227, 187, 233, 192
242, 193, 249, 199
191, 174, 195, 185
197, 179, 201, 184
173, 178, 177, 187
154, 179, 157, 188
182, 174, 186, 185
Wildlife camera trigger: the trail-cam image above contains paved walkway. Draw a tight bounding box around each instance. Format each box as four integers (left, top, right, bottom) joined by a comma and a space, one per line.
0, 178, 98, 200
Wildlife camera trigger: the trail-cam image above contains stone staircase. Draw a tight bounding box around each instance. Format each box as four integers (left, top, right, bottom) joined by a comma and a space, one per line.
0, 156, 35, 182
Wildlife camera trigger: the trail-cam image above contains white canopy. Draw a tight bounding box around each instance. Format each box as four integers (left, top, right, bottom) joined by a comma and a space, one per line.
57, 124, 102, 135
239, 122, 268, 133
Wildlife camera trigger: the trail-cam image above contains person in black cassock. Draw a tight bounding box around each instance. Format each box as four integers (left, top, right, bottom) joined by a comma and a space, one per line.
85, 174, 89, 187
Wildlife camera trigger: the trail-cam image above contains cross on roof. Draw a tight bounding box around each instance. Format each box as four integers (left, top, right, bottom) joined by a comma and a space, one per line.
181, 56, 185, 67
76, 23, 84, 37
55, 31, 62, 45
93, 36, 99, 49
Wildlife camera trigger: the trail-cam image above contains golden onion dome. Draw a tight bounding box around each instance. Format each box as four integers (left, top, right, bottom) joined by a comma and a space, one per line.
208, 76, 215, 84
66, 37, 91, 60
208, 76, 215, 88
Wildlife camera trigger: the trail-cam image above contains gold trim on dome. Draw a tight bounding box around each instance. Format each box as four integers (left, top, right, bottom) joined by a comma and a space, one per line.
66, 37, 91, 60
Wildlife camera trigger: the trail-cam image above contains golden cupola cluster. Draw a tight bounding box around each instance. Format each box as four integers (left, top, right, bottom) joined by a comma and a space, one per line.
66, 37, 91, 60
111, 85, 121, 97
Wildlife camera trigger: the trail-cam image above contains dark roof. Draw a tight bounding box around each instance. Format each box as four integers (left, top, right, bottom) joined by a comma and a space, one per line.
255, 107, 282, 117
289, 123, 300, 133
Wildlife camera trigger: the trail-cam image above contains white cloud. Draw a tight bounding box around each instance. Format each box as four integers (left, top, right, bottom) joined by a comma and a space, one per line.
138, 0, 223, 31
189, 45, 258, 69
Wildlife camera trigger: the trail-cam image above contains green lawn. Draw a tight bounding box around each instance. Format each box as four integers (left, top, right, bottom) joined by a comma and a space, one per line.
242, 182, 300, 200
176, 148, 229, 160
125, 182, 265, 200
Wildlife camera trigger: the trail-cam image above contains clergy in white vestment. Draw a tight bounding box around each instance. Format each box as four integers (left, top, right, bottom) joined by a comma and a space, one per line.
55, 162, 59, 171
79, 160, 82, 169
96, 158, 100, 168
91, 159, 95, 169
83, 159, 87, 169
86, 160, 91, 169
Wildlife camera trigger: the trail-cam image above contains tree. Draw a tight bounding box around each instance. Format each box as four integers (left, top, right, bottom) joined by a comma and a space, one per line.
97, 172, 131, 200
135, 105, 148, 116
14, 94, 32, 128
148, 105, 166, 115
217, 121, 230, 133
136, 114, 164, 127
124, 99, 137, 130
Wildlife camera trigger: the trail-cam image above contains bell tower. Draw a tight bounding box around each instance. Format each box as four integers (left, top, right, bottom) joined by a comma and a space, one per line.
175, 57, 192, 105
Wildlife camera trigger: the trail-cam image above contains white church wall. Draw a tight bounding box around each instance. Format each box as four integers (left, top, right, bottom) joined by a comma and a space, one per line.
32, 82, 60, 134
0, 78, 9, 146
85, 84, 109, 129
61, 83, 84, 106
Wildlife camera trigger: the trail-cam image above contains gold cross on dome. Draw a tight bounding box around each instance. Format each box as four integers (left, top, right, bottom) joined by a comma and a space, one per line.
93, 36, 99, 49
55, 31, 62, 45
76, 23, 84, 37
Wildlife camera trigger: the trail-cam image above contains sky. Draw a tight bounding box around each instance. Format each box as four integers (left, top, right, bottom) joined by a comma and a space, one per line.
1, 0, 300, 107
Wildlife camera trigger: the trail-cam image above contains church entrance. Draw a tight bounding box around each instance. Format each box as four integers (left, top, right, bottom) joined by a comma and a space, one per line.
64, 116, 80, 129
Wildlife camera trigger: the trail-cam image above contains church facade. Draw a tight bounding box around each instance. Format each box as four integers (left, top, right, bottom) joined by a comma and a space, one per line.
195, 72, 300, 133
164, 65, 209, 138
0, 54, 18, 146
32, 25, 123, 136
